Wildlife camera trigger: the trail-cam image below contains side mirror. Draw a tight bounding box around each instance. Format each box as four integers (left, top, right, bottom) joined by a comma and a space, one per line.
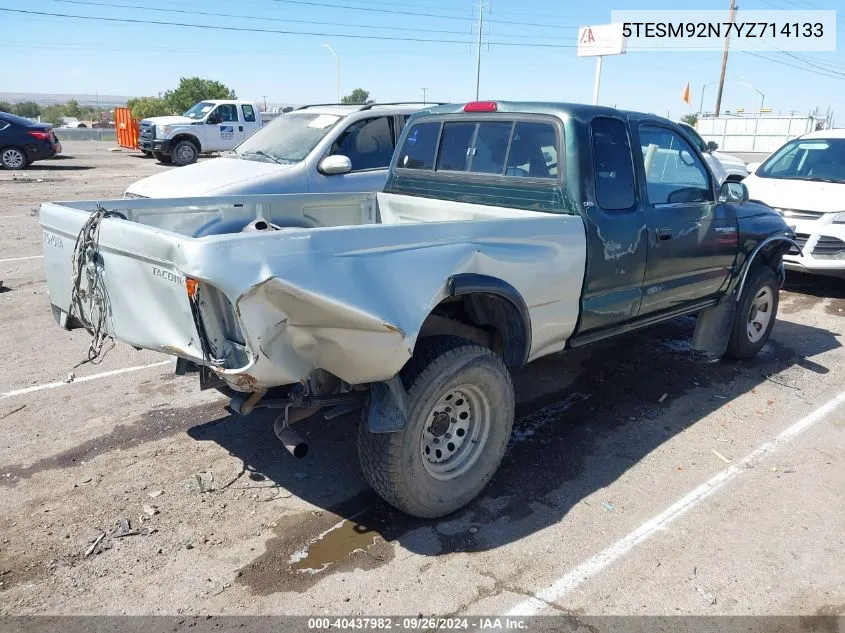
706, 141, 719, 153
719, 180, 749, 204
319, 155, 352, 175
746, 162, 761, 175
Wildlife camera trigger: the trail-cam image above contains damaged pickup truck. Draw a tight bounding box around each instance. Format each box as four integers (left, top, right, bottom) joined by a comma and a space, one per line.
40, 101, 798, 518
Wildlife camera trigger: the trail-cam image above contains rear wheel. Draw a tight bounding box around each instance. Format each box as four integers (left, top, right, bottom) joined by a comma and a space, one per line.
171, 140, 199, 166
1, 147, 28, 170
358, 336, 515, 518
725, 265, 779, 359
152, 151, 172, 164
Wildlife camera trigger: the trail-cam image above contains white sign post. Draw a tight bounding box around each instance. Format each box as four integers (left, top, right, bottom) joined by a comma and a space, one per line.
577, 23, 627, 105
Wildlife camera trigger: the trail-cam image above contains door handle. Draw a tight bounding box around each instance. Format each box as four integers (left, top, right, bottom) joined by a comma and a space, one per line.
239, 125, 243, 132
656, 227, 673, 241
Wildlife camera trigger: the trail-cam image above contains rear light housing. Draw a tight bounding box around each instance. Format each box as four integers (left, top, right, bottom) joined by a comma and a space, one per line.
28, 130, 52, 141
463, 101, 498, 112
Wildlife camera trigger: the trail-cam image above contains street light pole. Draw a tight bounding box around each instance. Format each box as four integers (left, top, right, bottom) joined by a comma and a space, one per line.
421, 88, 428, 105
322, 44, 341, 103
753, 88, 765, 112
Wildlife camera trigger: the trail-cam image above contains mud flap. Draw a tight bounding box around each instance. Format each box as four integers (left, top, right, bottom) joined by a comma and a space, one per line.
366, 376, 408, 433
692, 298, 737, 357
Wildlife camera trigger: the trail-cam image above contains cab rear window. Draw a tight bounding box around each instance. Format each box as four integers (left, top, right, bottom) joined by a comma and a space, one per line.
395, 118, 559, 180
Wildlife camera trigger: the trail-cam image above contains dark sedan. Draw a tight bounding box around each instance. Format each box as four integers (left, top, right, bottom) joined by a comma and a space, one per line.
0, 111, 62, 170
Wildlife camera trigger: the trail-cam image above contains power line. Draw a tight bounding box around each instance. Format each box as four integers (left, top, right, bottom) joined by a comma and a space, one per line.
266, 0, 579, 29
0, 7, 581, 47
741, 50, 845, 80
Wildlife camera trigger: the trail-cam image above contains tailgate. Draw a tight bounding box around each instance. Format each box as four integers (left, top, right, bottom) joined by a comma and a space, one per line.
39, 202, 204, 362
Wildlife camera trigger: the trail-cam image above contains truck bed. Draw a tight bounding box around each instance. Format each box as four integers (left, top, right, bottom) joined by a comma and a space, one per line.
40, 192, 586, 392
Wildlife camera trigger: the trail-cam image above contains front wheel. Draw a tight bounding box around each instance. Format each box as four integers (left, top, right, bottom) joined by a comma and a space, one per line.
171, 140, 198, 166
725, 265, 779, 360
152, 151, 172, 164
358, 336, 515, 518
1, 147, 28, 170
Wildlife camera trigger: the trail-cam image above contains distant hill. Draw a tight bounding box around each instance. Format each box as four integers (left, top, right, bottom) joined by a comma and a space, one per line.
0, 92, 132, 107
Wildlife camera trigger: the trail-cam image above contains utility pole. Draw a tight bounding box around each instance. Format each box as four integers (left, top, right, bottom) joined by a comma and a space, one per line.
421, 88, 428, 105
475, 1, 484, 100
262, 95, 268, 111
714, 0, 737, 117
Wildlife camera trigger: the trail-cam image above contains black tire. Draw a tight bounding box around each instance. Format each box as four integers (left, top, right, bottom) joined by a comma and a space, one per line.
725, 265, 779, 360
171, 139, 199, 166
358, 336, 515, 518
1, 146, 28, 170
141, 150, 153, 158
152, 151, 172, 164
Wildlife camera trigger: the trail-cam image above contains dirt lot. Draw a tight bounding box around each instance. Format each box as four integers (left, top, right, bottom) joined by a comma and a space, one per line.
1, 142, 844, 618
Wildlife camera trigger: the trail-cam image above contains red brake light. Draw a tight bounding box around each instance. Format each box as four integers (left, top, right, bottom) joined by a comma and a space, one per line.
28, 130, 51, 141
463, 101, 498, 112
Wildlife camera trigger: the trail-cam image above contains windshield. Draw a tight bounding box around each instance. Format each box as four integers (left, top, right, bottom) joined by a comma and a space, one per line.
183, 102, 215, 120
234, 112, 342, 164
758, 137, 845, 183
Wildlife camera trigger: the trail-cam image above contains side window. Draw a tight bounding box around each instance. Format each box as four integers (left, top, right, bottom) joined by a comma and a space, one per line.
506, 121, 558, 179
436, 122, 475, 172
242, 104, 256, 123
219, 104, 238, 122
331, 116, 394, 171
396, 121, 440, 170
591, 118, 636, 210
639, 125, 712, 204
470, 122, 512, 174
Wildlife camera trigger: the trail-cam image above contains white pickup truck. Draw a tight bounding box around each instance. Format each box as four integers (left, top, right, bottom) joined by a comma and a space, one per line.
139, 100, 263, 166
41, 101, 795, 518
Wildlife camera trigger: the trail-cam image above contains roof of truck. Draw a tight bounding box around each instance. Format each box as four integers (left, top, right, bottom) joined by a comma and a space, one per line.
417, 101, 671, 124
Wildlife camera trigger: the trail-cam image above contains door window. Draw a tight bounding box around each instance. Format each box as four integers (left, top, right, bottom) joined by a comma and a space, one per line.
330, 116, 394, 171
639, 125, 712, 204
591, 118, 636, 210
217, 104, 238, 122
241, 104, 256, 123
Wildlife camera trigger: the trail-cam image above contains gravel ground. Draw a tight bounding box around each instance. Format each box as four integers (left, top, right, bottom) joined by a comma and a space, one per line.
0, 142, 843, 618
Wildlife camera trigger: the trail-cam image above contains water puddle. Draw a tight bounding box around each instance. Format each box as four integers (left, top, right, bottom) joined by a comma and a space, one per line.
289, 510, 382, 574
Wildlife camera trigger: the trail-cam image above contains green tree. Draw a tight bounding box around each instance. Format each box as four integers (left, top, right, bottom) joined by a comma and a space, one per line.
126, 96, 171, 119
40, 104, 67, 126
680, 113, 698, 127
64, 99, 83, 119
163, 77, 237, 114
0, 101, 13, 113
341, 88, 373, 105
13, 101, 41, 119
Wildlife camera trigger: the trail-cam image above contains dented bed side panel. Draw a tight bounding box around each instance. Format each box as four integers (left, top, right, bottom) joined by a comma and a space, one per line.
40, 193, 587, 391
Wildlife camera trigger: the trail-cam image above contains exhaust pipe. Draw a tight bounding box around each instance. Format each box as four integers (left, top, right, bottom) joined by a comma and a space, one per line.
273, 406, 319, 459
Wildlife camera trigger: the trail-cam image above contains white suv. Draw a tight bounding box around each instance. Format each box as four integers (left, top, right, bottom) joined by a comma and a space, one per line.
743, 129, 845, 278
678, 122, 749, 184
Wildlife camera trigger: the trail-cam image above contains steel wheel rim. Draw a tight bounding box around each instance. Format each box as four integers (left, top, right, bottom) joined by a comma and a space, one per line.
176, 144, 195, 163
747, 286, 773, 343
3, 149, 24, 169
420, 384, 491, 481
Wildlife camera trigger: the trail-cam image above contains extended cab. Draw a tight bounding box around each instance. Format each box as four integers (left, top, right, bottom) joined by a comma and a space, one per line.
40, 101, 797, 519
138, 100, 263, 166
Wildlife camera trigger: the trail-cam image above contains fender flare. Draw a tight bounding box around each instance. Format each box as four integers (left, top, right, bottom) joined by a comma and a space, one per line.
735, 235, 801, 301
447, 273, 532, 367
170, 133, 202, 153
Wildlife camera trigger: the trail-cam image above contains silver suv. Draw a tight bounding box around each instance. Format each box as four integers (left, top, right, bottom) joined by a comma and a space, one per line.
125, 102, 434, 198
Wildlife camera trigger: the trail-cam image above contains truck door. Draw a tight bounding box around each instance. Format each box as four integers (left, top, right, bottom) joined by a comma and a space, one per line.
574, 117, 649, 337
634, 123, 738, 317
206, 104, 241, 151
240, 104, 261, 140
309, 115, 397, 192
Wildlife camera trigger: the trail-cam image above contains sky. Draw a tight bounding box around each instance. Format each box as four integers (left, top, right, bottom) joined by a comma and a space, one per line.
2, 0, 844, 122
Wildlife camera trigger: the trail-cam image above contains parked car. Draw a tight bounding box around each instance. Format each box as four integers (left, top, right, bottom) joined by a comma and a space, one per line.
124, 103, 432, 197
137, 100, 264, 166
678, 121, 749, 183
0, 111, 61, 170
743, 129, 845, 278
41, 101, 796, 518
